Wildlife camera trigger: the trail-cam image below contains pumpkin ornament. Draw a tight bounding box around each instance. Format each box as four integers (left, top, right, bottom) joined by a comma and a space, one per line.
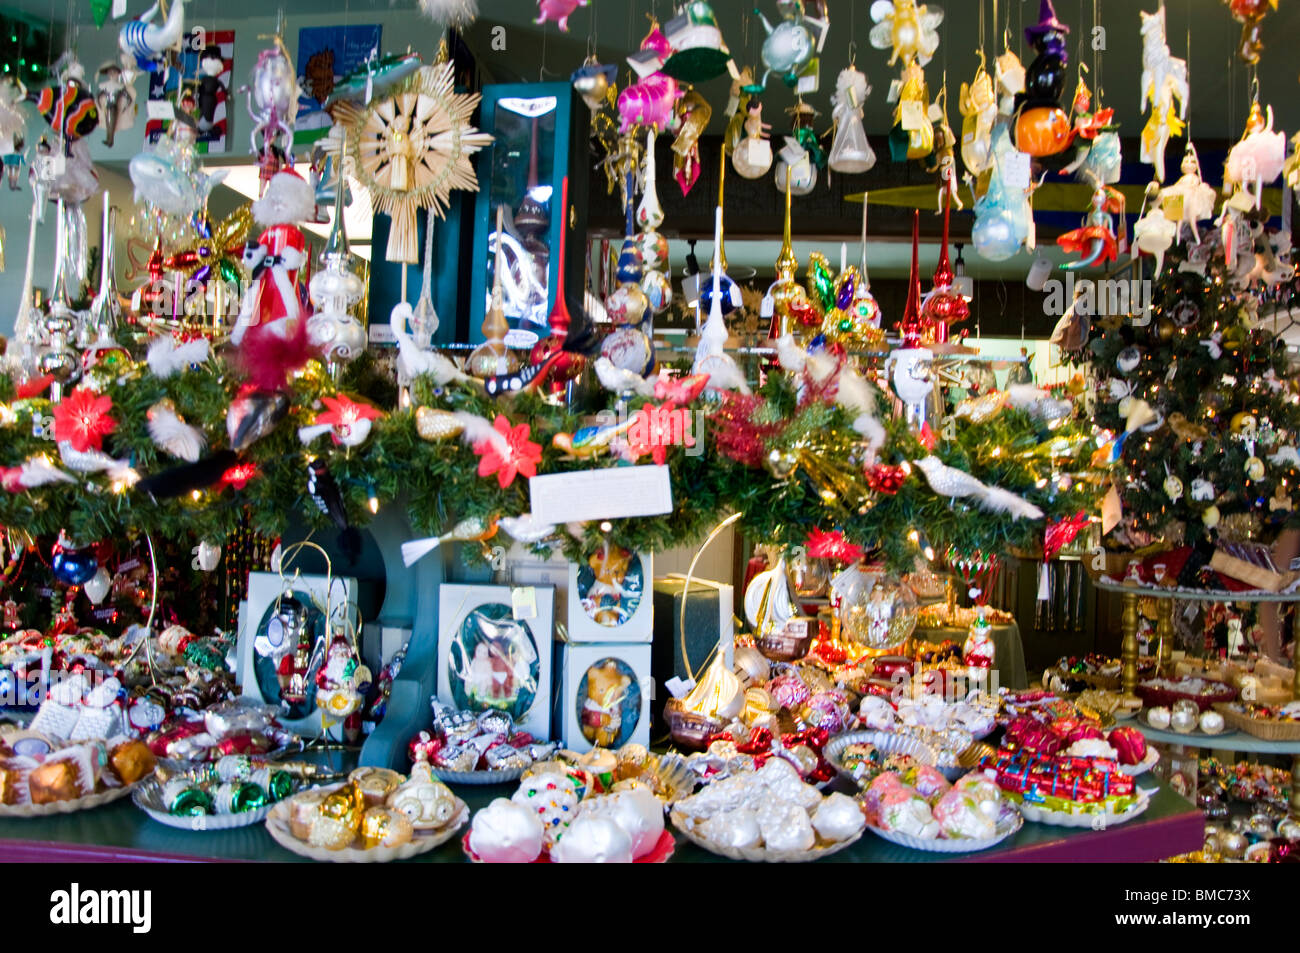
1013, 0, 1073, 158
334, 59, 492, 264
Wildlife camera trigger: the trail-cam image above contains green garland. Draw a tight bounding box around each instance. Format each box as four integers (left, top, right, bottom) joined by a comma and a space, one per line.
0, 347, 1099, 573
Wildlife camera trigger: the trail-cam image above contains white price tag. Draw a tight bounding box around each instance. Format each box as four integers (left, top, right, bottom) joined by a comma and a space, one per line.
899, 100, 927, 131
1003, 150, 1032, 190
886, 79, 903, 103
367, 323, 396, 345
665, 676, 695, 699
146, 99, 176, 121
511, 586, 538, 621
112, 0, 126, 16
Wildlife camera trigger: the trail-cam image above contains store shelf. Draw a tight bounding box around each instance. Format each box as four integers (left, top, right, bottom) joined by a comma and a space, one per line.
0, 778, 1201, 864
1136, 723, 1300, 755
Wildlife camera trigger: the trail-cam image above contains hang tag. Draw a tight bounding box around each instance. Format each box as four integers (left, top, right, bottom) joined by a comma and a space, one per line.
899, 100, 927, 131
760, 292, 775, 318
511, 586, 537, 621
269, 543, 283, 573
927, 102, 943, 124
1036, 563, 1051, 601
1161, 193, 1184, 223
886, 79, 903, 103
1004, 151, 1032, 190
665, 676, 695, 699
1101, 485, 1122, 535
146, 99, 176, 121
118, 558, 141, 573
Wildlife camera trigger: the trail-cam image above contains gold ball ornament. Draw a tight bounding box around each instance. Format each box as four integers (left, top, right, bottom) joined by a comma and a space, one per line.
349, 767, 404, 807
1230, 413, 1259, 436
764, 448, 799, 480
1244, 456, 1266, 481
1220, 325, 1247, 352
1203, 505, 1221, 530
1156, 317, 1175, 342
360, 806, 415, 849
1163, 475, 1184, 501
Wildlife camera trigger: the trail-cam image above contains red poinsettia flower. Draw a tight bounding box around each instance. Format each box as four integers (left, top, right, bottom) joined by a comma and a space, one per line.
314, 395, 384, 447
806, 528, 865, 564
623, 402, 692, 465
52, 389, 116, 452
474, 415, 543, 489
221, 462, 259, 490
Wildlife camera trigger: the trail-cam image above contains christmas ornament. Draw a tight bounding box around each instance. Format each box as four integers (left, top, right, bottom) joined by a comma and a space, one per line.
307, 145, 367, 367
119, 0, 186, 72
1058, 185, 1122, 270
1159, 146, 1217, 243
232, 168, 316, 390
193, 540, 221, 571
535, 0, 586, 31
0, 78, 26, 192
227, 387, 290, 452
82, 567, 111, 605
298, 395, 384, 448
306, 459, 361, 561
474, 415, 543, 489
1013, 0, 1072, 157
51, 534, 98, 587
129, 135, 228, 219
617, 73, 681, 134
971, 125, 1031, 261
828, 66, 875, 174
571, 58, 617, 112
29, 59, 99, 145
146, 335, 210, 379
659, 2, 735, 84
468, 206, 522, 379
335, 61, 492, 263
315, 633, 371, 719
147, 399, 206, 462
244, 38, 296, 181
1225, 101, 1285, 211
671, 90, 710, 195
889, 212, 934, 431
919, 194, 968, 346
94, 61, 136, 149
1132, 197, 1178, 275
551, 814, 633, 864
1163, 473, 1184, 502
958, 57, 997, 175
469, 797, 546, 862
732, 83, 773, 179
755, 1, 828, 88
774, 102, 820, 194
1138, 7, 1188, 182
1226, 0, 1276, 64
913, 455, 1044, 520
889, 63, 933, 161
963, 608, 996, 674
693, 206, 748, 393
419, 0, 479, 26
868, 0, 943, 68
834, 566, 918, 651
52, 388, 115, 453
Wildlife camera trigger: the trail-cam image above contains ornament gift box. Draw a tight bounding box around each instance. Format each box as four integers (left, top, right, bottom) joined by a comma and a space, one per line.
238, 572, 360, 739
553, 641, 652, 753
436, 583, 554, 741
567, 549, 654, 643
650, 575, 734, 733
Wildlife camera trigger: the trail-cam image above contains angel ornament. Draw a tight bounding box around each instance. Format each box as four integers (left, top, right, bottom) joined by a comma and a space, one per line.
1224, 101, 1286, 212
828, 66, 875, 175
925, 99, 961, 211
869, 0, 943, 68
732, 94, 773, 179
958, 59, 997, 176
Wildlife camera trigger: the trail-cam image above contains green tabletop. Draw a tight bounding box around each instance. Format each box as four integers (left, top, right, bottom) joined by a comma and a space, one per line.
0, 776, 1201, 863
914, 622, 1029, 690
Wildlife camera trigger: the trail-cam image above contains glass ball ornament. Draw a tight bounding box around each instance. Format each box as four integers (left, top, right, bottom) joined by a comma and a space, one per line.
51, 536, 98, 586
641, 269, 674, 315
836, 568, 918, 652
774, 157, 816, 195
637, 231, 670, 271
785, 553, 831, 599
763, 448, 799, 480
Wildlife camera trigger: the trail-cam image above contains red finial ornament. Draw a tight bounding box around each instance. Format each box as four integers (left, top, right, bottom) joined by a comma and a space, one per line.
899, 210, 923, 349
920, 193, 970, 346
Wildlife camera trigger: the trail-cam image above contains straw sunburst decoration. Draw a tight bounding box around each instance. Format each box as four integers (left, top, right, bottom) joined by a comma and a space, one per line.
336, 60, 492, 264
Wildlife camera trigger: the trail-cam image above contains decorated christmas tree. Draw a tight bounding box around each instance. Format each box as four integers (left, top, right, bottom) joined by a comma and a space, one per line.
1088, 227, 1300, 616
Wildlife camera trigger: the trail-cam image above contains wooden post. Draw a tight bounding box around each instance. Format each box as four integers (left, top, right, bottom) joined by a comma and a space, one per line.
1121, 590, 1139, 696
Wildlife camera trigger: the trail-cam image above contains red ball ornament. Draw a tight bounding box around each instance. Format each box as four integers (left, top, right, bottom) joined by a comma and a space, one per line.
866, 463, 909, 494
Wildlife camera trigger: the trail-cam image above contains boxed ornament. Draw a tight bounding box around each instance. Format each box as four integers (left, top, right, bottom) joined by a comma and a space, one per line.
238, 572, 359, 739
650, 575, 734, 731
567, 545, 653, 643
436, 584, 554, 740
554, 641, 652, 753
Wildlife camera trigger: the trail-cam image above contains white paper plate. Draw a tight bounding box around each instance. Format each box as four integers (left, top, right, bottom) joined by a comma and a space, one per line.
1015, 787, 1150, 828
670, 810, 863, 863
1117, 747, 1160, 777
430, 765, 526, 786
867, 803, 1023, 853
0, 781, 138, 817
824, 730, 938, 780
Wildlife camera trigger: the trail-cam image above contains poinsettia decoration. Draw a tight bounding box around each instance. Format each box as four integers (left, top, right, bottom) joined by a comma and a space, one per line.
314, 395, 385, 447
474, 415, 543, 489
221, 462, 259, 490
806, 528, 864, 564
52, 389, 116, 452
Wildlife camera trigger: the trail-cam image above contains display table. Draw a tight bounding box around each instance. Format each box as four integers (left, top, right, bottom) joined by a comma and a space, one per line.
0, 778, 1200, 863
913, 623, 1028, 690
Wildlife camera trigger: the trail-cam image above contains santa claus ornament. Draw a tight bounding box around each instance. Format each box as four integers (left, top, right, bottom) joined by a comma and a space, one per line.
233, 168, 318, 391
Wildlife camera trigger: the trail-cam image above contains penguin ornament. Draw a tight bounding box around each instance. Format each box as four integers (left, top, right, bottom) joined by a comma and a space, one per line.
195, 46, 227, 135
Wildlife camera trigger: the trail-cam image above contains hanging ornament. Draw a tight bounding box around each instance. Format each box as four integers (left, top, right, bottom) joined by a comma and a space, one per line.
888, 62, 933, 162
119, 0, 186, 72
298, 395, 384, 449
315, 633, 371, 720
231, 168, 317, 392
693, 205, 748, 394
193, 540, 221, 572
51, 533, 98, 587
129, 134, 228, 220
617, 73, 681, 134
959, 55, 997, 175
755, 1, 828, 90
1057, 184, 1122, 270
29, 58, 100, 146
774, 100, 821, 194
526, 176, 588, 400
926, 94, 961, 211
243, 38, 297, 187
1225, 101, 1286, 211
828, 66, 875, 175
335, 61, 492, 263
971, 125, 1032, 261
418, 0, 480, 26
601, 164, 655, 375
535, 0, 587, 31
0, 78, 25, 193
469, 206, 523, 379
1245, 456, 1266, 481
571, 58, 617, 112
888, 211, 934, 432
1013, 0, 1073, 157
1203, 505, 1222, 530
1163, 471, 1184, 502
83, 567, 111, 606
730, 80, 772, 179
91, 61, 135, 150
835, 566, 919, 652
307, 139, 366, 367
765, 174, 814, 340
1137, 8, 1188, 183
913, 455, 1044, 519
868, 0, 943, 68
660, 1, 737, 83
1226, 0, 1276, 64
147, 399, 206, 462
1158, 145, 1217, 244
671, 89, 710, 195
918, 194, 969, 348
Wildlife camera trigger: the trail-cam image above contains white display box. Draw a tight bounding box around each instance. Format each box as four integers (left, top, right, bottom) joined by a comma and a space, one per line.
238, 571, 358, 738
436, 583, 554, 740
566, 546, 653, 643
557, 641, 653, 753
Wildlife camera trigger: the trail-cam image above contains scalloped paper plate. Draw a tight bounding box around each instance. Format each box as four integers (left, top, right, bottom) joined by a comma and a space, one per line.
431, 765, 527, 786
670, 810, 864, 863
132, 777, 274, 831
1015, 787, 1151, 828
0, 780, 140, 818
866, 803, 1023, 853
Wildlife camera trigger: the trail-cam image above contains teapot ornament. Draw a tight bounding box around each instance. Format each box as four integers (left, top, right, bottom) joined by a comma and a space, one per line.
755, 1, 828, 91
